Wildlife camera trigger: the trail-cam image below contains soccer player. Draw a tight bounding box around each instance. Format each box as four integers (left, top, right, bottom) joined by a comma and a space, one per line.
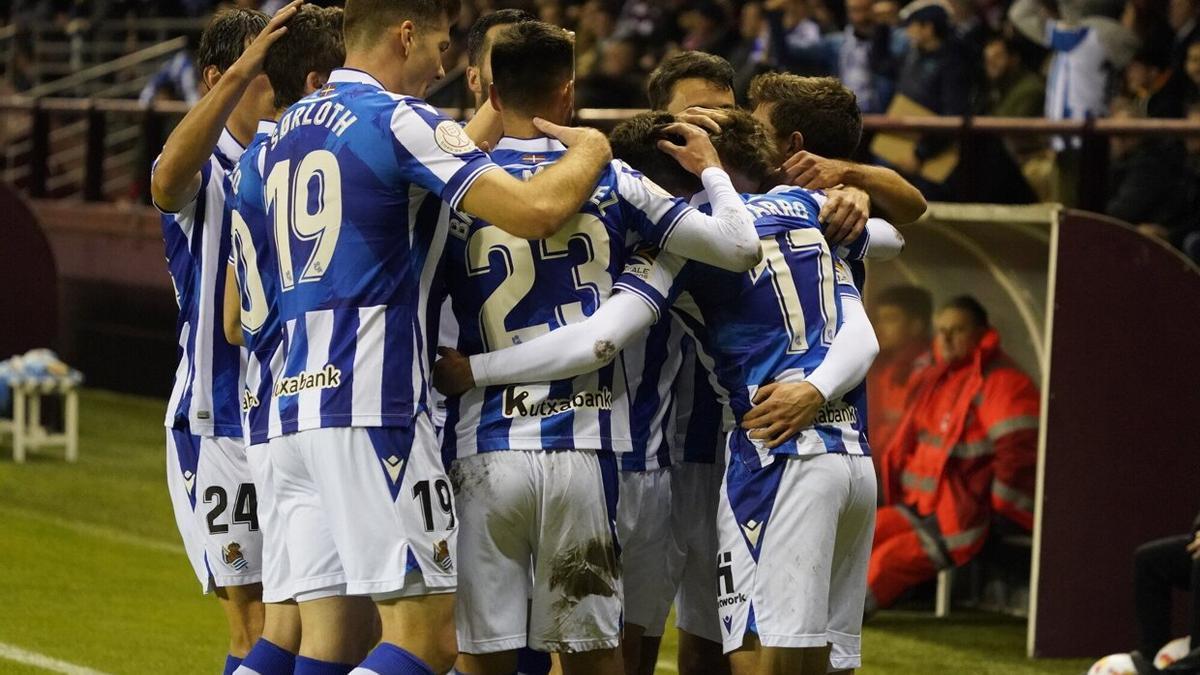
259, 2, 614, 673
435, 21, 760, 675
223, 7, 369, 675
436, 102, 888, 675
153, 6, 296, 673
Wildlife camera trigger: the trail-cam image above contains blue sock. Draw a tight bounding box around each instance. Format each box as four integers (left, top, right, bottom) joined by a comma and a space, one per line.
355, 643, 434, 675
516, 647, 550, 675
223, 655, 243, 675
238, 638, 295, 675
294, 655, 355, 675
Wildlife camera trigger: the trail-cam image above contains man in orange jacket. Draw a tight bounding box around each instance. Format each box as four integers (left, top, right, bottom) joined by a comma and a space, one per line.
867, 285, 935, 479
868, 295, 1040, 611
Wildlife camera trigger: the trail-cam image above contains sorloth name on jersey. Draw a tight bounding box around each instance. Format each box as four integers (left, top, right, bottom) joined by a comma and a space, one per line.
502, 385, 615, 418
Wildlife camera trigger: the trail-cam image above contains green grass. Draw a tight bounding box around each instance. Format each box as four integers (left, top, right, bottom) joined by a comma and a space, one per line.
0, 389, 1093, 674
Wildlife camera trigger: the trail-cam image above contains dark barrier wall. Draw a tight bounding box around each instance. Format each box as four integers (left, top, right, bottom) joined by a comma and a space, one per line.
1031, 211, 1200, 657
0, 184, 58, 357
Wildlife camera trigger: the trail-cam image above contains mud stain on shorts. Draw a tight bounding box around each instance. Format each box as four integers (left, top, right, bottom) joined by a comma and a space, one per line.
448, 458, 490, 496
549, 536, 619, 613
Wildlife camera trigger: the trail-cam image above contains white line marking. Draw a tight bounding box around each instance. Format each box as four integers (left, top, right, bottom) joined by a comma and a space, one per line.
0, 641, 111, 674
0, 504, 182, 555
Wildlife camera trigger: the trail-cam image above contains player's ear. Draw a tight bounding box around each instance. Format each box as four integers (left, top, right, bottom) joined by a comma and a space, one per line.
559, 80, 575, 120
396, 20, 416, 58
467, 66, 481, 96
488, 82, 502, 113
789, 130, 805, 155
304, 71, 326, 97
202, 65, 222, 92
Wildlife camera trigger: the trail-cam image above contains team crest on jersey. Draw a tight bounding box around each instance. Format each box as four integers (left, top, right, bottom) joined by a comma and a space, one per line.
502, 385, 614, 418
640, 175, 674, 199
223, 543, 249, 571
433, 539, 454, 572
434, 120, 477, 155
834, 259, 852, 285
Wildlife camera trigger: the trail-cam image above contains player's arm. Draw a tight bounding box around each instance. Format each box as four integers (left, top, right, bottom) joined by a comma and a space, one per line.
622, 123, 762, 272
433, 293, 657, 396
781, 151, 928, 225
837, 217, 905, 261
459, 118, 612, 239
1008, 0, 1052, 47
742, 294, 879, 448
150, 2, 299, 212
223, 261, 244, 347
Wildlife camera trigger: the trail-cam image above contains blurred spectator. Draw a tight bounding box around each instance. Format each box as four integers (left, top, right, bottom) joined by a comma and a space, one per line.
575, 37, 646, 108
727, 1, 772, 98
890, 0, 969, 180
1009, 0, 1139, 125
574, 0, 617, 78
678, 1, 737, 56
1127, 509, 1200, 674
764, 0, 828, 75
981, 36, 1045, 116
1126, 44, 1187, 116
869, 296, 1039, 612
138, 45, 200, 106
1170, 0, 1200, 69
866, 285, 934, 478
1107, 97, 1194, 237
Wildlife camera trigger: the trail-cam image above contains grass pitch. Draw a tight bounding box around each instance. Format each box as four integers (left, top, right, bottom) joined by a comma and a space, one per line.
0, 389, 1093, 674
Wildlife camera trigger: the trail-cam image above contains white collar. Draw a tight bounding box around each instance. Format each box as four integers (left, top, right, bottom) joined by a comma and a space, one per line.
256, 119, 278, 136
493, 136, 567, 153
328, 67, 386, 90
215, 127, 245, 165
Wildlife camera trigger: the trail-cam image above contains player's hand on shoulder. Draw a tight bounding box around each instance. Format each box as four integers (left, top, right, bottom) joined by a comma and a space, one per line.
655, 122, 721, 177
433, 347, 476, 397
742, 381, 827, 449
532, 117, 610, 157
229, 0, 303, 80
674, 107, 732, 135
820, 186, 870, 246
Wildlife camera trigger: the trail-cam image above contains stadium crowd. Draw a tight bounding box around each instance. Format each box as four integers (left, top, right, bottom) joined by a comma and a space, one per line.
6, 0, 1200, 259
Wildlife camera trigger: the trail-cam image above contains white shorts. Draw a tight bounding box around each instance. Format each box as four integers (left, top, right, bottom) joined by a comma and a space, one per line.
451, 449, 621, 655
616, 467, 680, 637
245, 442, 290, 603
670, 460, 724, 644
716, 453, 876, 670
166, 428, 263, 592
268, 413, 457, 599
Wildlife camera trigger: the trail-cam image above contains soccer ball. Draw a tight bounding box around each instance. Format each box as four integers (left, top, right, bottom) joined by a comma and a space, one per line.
1086, 653, 1138, 675
1155, 637, 1191, 669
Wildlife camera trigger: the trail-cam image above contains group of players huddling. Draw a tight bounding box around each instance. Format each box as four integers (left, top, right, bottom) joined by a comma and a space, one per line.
156, 2, 928, 674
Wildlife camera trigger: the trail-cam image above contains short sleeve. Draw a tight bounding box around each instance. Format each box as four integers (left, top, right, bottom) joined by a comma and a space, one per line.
389, 99, 499, 212
611, 160, 693, 247
613, 245, 690, 321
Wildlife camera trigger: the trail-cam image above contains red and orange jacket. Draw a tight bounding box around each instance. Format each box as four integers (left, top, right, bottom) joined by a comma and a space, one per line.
881, 328, 1040, 564
867, 341, 933, 459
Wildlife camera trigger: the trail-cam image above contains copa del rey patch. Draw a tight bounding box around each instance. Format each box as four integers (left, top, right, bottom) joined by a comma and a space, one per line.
435, 121, 477, 155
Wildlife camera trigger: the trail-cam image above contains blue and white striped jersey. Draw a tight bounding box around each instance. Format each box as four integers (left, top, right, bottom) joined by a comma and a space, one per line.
615, 185, 870, 469
262, 68, 498, 437
159, 127, 246, 438
229, 120, 284, 447
439, 136, 694, 457
618, 311, 686, 471
670, 329, 730, 465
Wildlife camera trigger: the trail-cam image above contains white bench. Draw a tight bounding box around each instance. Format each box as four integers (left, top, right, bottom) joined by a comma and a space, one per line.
0, 378, 79, 463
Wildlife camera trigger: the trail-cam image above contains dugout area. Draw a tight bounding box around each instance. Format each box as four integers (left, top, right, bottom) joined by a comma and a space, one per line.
868, 204, 1200, 658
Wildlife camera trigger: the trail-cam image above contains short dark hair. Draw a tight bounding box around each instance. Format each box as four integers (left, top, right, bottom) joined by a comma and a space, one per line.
490, 21, 574, 114
877, 285, 934, 326
610, 109, 777, 196
466, 9, 536, 67
646, 51, 735, 111
265, 6, 345, 110
343, 0, 461, 50
942, 295, 989, 328
749, 73, 862, 159
197, 8, 268, 73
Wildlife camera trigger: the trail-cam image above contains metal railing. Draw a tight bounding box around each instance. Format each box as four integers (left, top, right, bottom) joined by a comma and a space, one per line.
3, 97, 1200, 208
